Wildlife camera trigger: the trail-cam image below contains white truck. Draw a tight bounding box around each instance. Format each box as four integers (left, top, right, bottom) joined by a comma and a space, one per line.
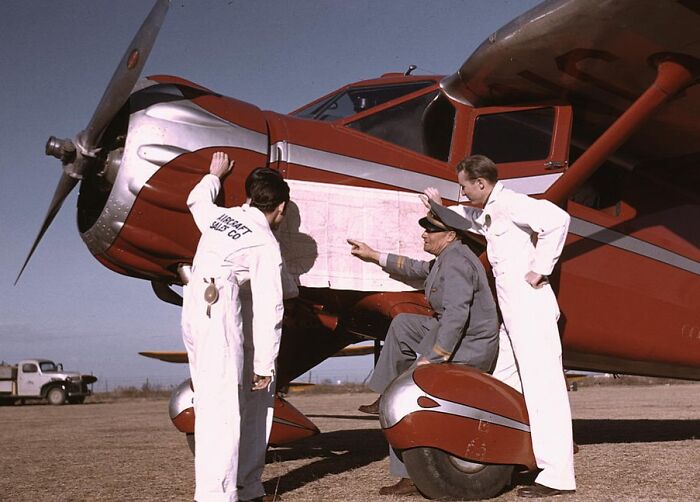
0, 359, 97, 405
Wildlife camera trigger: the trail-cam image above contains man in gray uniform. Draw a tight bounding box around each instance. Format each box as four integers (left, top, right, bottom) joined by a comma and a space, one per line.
347, 209, 499, 496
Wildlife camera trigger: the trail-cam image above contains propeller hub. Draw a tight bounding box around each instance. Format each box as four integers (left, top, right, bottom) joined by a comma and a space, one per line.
45, 136, 76, 162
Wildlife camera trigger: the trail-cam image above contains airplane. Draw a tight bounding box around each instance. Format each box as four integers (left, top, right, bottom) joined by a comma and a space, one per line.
17, 0, 700, 499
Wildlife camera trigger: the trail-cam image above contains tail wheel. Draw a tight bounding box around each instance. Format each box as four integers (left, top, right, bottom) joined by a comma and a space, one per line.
47, 387, 66, 406
403, 447, 514, 500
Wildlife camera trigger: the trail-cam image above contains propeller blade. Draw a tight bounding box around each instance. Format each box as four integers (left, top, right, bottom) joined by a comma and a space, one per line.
15, 172, 79, 285
80, 0, 170, 150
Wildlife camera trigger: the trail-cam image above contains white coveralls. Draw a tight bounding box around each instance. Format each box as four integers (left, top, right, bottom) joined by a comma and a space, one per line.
182, 174, 284, 502
448, 181, 576, 490
237, 260, 298, 501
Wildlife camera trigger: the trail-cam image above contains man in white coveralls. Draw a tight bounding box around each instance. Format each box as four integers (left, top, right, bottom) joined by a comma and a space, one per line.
238, 168, 298, 502
182, 151, 289, 502
423, 154, 576, 498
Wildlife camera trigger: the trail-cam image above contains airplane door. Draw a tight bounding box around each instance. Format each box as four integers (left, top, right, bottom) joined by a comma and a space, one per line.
463, 105, 572, 195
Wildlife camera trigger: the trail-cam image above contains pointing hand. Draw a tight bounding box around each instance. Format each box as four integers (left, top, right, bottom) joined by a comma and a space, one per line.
347, 239, 379, 263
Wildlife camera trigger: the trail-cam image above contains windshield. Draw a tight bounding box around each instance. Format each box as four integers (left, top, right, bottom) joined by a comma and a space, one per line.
293, 81, 434, 121
39, 361, 58, 372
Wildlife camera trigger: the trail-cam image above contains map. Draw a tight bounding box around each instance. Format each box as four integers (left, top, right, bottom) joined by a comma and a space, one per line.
276, 180, 434, 291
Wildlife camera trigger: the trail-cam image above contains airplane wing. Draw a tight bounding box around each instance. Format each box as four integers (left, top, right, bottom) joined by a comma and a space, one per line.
442, 0, 700, 164
139, 343, 375, 365
139, 351, 188, 364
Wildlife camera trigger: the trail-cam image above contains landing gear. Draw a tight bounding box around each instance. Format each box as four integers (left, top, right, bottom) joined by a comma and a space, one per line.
403, 447, 513, 500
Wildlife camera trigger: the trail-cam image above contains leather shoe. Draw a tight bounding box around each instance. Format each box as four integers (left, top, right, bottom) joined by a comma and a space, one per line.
517, 483, 575, 498
358, 397, 380, 415
379, 478, 419, 496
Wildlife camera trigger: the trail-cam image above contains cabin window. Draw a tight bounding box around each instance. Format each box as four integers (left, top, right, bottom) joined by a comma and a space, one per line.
22, 363, 37, 373
571, 163, 625, 212
294, 81, 433, 121
39, 361, 58, 372
471, 108, 554, 163
348, 91, 455, 161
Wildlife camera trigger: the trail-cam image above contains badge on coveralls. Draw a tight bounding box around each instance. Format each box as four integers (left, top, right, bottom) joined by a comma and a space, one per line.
203, 278, 219, 318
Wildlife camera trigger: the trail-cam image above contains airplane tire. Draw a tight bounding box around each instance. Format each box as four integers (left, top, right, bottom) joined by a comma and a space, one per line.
47, 387, 66, 406
403, 447, 513, 500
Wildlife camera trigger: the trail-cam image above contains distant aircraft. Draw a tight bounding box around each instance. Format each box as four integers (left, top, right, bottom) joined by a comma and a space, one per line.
19, 0, 699, 498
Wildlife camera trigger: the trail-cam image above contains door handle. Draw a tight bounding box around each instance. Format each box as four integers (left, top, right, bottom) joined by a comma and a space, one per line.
544, 160, 567, 170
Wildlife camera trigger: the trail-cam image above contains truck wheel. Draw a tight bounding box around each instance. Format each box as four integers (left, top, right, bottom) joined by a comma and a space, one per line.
68, 396, 86, 404
403, 447, 514, 500
47, 387, 66, 406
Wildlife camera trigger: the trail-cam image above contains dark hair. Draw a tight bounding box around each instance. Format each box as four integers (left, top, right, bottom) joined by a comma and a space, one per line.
245, 167, 290, 214
455, 155, 499, 184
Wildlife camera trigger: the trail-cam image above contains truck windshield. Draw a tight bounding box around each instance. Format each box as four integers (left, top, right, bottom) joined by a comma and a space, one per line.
39, 362, 58, 372
293, 81, 434, 121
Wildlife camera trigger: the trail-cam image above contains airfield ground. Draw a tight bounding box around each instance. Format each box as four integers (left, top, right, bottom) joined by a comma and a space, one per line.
0, 383, 698, 501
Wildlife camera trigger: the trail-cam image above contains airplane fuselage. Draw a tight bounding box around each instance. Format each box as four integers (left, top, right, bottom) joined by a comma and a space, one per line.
77, 72, 700, 383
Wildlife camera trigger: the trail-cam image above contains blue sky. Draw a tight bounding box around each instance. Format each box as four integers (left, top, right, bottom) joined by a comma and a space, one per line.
0, 0, 540, 388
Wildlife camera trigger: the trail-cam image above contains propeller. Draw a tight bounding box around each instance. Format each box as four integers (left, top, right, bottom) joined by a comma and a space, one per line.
15, 0, 170, 285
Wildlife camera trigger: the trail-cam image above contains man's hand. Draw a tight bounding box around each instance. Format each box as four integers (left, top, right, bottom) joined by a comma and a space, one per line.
209, 151, 234, 179
419, 187, 443, 209
252, 373, 272, 391
347, 239, 380, 263
525, 271, 549, 289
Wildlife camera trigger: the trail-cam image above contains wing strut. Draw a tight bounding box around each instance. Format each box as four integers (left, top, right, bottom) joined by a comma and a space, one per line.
545, 57, 698, 207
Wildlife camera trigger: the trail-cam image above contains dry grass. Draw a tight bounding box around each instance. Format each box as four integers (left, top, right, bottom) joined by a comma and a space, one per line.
0, 384, 698, 501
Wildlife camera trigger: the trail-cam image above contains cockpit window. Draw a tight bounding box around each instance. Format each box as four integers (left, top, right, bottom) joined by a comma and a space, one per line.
347, 91, 455, 161
294, 81, 434, 121
471, 108, 555, 163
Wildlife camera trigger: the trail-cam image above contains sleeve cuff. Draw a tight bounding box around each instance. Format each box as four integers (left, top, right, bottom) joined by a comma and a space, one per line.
378, 253, 388, 267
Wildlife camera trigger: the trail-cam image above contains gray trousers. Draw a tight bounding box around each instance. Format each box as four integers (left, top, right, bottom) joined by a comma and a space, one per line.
368, 313, 435, 478
368, 313, 434, 394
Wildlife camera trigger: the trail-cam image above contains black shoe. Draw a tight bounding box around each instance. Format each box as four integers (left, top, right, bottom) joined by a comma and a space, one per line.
517, 483, 575, 498
358, 396, 380, 415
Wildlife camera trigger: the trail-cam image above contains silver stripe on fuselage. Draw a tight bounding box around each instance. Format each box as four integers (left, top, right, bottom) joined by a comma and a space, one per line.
274, 141, 562, 201
569, 218, 700, 275
274, 141, 698, 276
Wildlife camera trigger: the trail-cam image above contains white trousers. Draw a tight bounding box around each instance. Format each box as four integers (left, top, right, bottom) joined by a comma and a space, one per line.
493, 274, 576, 490
182, 277, 243, 502
237, 295, 276, 501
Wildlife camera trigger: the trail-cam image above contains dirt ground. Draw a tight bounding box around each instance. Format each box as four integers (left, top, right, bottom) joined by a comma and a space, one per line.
1, 384, 698, 502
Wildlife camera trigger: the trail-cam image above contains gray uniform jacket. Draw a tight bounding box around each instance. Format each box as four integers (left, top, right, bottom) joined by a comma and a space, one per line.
384, 240, 499, 371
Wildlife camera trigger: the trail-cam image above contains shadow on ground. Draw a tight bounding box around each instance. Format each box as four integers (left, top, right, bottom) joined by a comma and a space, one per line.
574, 419, 700, 444
265, 428, 387, 494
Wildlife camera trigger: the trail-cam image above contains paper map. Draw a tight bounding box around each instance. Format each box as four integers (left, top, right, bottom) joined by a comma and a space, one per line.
276, 180, 433, 292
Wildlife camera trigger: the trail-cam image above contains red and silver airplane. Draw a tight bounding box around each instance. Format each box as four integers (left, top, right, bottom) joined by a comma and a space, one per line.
18, 0, 700, 499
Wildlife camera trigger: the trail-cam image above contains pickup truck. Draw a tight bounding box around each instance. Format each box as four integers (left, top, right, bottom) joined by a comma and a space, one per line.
0, 359, 97, 405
